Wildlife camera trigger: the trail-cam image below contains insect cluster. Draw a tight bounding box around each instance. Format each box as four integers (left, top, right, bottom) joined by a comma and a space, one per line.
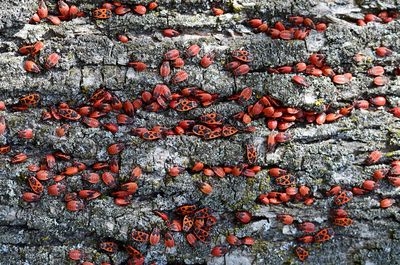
225, 50, 252, 76
19, 41, 60, 74
267, 53, 352, 86
256, 151, 399, 261
1, 0, 400, 264
20, 133, 143, 210
92, 1, 158, 19
92, 1, 178, 39
355, 11, 400, 26
29, 0, 84, 25
66, 205, 219, 264
246, 16, 327, 40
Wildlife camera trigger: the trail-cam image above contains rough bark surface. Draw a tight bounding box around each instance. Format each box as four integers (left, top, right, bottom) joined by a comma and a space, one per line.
0, 0, 400, 265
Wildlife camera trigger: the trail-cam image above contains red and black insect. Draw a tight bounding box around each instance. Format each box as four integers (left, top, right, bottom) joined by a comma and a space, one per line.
211, 245, 228, 257
192, 125, 212, 136
92, 8, 112, 19
171, 98, 198, 112
203, 129, 222, 140
186, 44, 200, 57
246, 144, 257, 164
295, 246, 309, 261
131, 230, 149, 243
149, 228, 161, 245
164, 232, 175, 248
194, 208, 212, 219
186, 233, 197, 246
99, 242, 118, 253
205, 215, 217, 227
125, 245, 142, 258
19, 93, 40, 107
333, 217, 353, 227
182, 215, 194, 232
231, 50, 253, 63
237, 87, 252, 104
334, 191, 353, 206
222, 125, 238, 137
58, 108, 81, 121
275, 175, 296, 186
28, 176, 44, 194
175, 205, 197, 216
193, 227, 209, 243
141, 130, 162, 141
199, 113, 223, 125
0, 145, 11, 154
314, 228, 334, 243
169, 220, 183, 232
